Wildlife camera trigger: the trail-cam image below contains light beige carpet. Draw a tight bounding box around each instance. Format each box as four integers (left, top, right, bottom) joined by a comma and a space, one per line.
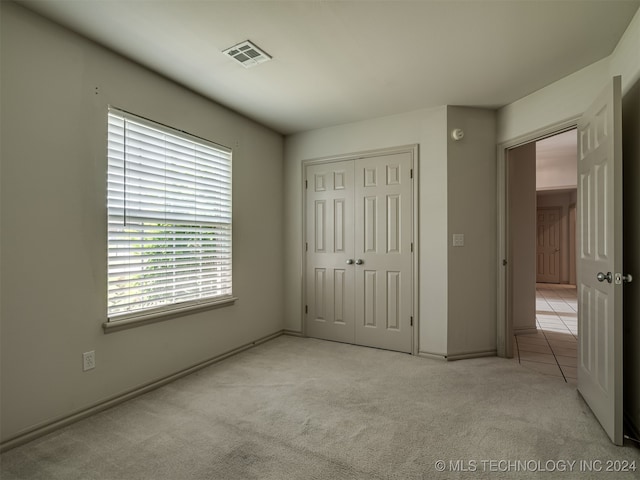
1, 335, 638, 479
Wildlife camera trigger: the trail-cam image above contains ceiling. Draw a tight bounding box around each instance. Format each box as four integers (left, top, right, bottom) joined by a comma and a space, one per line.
536, 129, 578, 191
537, 129, 577, 164
16, 0, 640, 135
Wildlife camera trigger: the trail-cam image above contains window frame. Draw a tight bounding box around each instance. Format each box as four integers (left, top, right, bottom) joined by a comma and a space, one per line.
104, 107, 235, 331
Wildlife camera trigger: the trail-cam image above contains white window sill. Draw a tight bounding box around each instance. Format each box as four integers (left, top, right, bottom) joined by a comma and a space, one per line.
102, 297, 238, 333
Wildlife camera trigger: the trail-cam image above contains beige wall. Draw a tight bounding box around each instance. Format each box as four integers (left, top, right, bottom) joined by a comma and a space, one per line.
284, 107, 450, 356
497, 58, 609, 143
284, 107, 497, 359
0, 2, 284, 444
508, 143, 537, 334
446, 107, 497, 357
610, 5, 640, 96
498, 5, 640, 436
497, 7, 640, 144
2, 0, 639, 450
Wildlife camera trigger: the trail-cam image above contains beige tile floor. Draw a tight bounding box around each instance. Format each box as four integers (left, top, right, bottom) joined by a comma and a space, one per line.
513, 283, 577, 385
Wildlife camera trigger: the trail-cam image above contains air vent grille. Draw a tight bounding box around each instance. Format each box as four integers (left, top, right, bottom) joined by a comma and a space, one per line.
223, 40, 271, 68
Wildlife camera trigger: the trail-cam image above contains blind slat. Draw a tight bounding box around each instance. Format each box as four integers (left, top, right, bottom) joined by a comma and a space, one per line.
107, 107, 232, 319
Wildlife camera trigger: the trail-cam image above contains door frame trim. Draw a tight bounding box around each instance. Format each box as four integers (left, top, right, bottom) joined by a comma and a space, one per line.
496, 118, 579, 358
568, 202, 577, 285
301, 144, 420, 355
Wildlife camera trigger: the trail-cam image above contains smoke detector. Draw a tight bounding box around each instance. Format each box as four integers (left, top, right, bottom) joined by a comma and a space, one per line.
223, 40, 272, 68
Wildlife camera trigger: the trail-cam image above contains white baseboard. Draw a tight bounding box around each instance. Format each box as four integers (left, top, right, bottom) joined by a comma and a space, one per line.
514, 327, 538, 335
283, 329, 304, 337
446, 350, 497, 361
417, 351, 447, 361
418, 349, 497, 361
0, 330, 284, 453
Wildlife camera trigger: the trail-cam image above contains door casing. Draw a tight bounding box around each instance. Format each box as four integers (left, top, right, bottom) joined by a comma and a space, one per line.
301, 144, 420, 355
569, 203, 577, 285
497, 118, 579, 358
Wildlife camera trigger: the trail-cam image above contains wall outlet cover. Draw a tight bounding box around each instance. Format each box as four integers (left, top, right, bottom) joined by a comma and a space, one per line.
83, 351, 95, 371
453, 234, 465, 247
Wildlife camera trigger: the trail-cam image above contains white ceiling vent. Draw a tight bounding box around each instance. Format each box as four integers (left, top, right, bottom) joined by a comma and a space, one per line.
223, 40, 271, 68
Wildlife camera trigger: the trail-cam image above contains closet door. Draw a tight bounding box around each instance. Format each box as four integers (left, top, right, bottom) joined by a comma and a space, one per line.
305, 152, 414, 353
354, 152, 413, 353
305, 161, 355, 343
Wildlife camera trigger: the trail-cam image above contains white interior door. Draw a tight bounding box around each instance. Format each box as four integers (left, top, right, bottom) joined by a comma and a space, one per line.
305, 162, 355, 344
305, 151, 414, 353
577, 76, 623, 445
536, 207, 561, 283
354, 153, 413, 353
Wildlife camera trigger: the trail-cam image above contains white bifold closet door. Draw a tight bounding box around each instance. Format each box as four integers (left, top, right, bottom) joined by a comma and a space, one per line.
305, 152, 413, 353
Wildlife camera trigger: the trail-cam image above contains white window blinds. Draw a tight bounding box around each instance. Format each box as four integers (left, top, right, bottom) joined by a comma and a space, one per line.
107, 108, 232, 320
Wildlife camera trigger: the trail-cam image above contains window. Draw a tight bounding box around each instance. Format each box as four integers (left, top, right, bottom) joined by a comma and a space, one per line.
107, 107, 232, 322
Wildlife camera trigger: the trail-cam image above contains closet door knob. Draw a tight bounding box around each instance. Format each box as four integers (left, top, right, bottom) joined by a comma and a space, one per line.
346, 259, 354, 265
355, 259, 364, 265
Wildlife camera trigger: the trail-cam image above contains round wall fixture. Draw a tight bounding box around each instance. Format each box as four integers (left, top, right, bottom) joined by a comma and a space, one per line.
451, 128, 465, 141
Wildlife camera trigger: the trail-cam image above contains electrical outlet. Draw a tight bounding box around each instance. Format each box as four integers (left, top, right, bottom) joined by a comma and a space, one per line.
83, 351, 95, 371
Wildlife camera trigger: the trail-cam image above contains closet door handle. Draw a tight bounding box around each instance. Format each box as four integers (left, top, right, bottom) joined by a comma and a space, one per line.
355, 259, 364, 265
346, 259, 354, 265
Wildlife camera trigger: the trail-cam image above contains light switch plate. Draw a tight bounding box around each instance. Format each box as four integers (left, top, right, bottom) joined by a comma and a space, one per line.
453, 234, 465, 247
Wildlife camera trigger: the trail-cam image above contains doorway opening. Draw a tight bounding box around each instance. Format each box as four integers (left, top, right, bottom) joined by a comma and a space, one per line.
498, 77, 625, 445
505, 128, 578, 383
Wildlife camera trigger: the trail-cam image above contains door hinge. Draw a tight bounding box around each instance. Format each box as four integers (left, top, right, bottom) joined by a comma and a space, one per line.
305, 305, 308, 314
411, 242, 414, 253
502, 259, 507, 266
305, 180, 308, 189
305, 242, 308, 251
410, 316, 413, 327
410, 168, 413, 179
